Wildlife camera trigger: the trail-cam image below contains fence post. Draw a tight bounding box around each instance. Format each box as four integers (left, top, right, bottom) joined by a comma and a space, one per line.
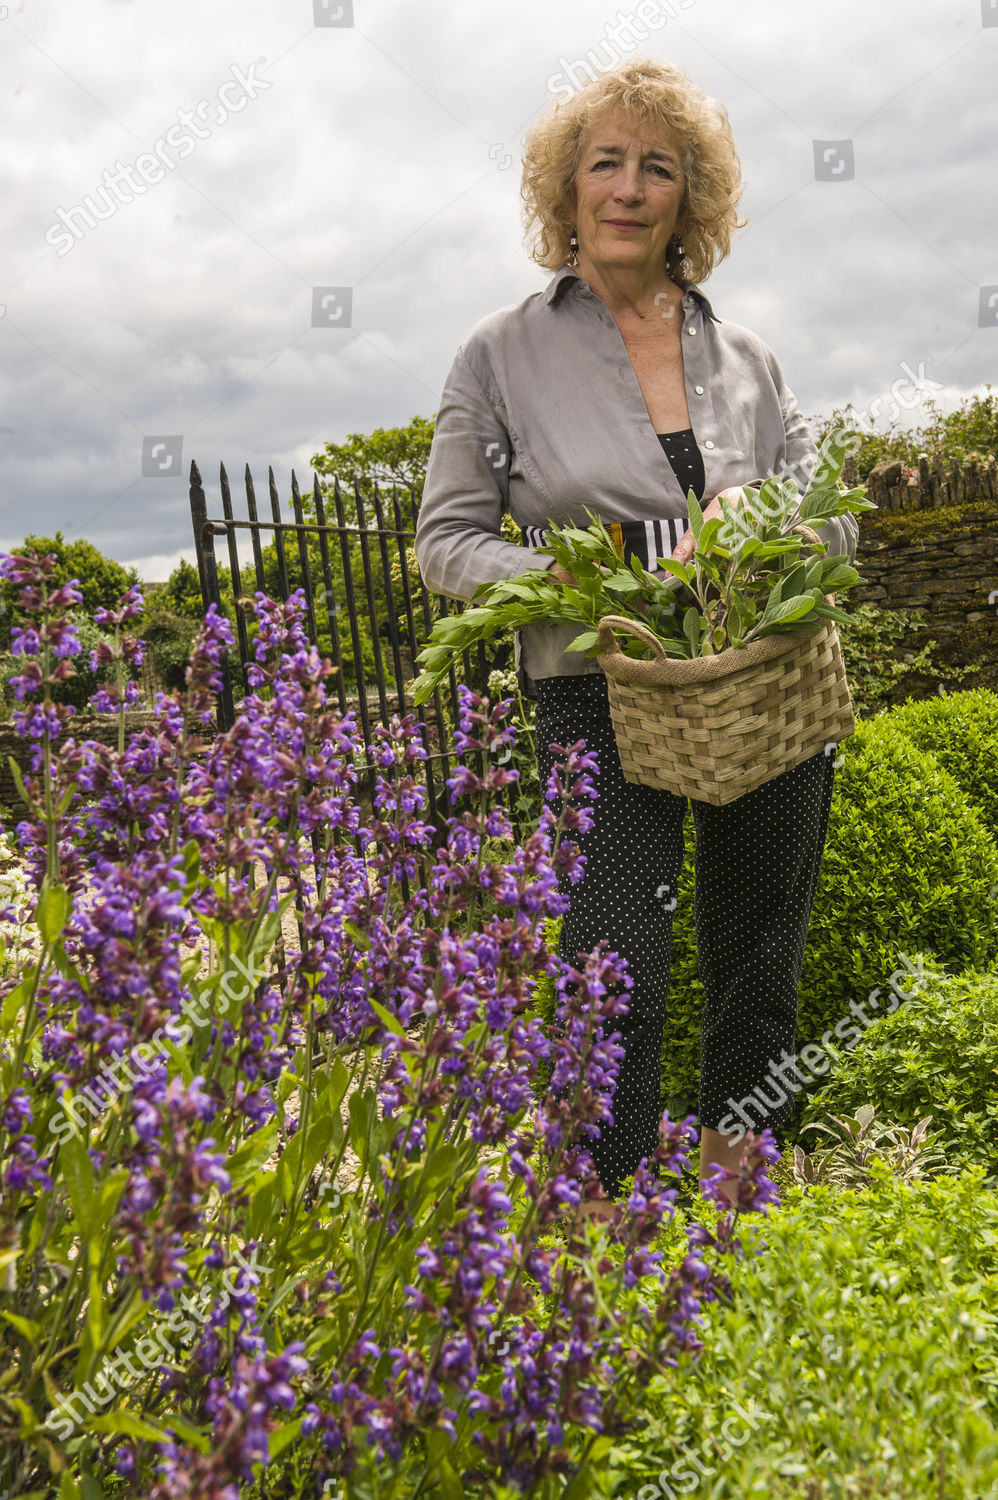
189, 459, 236, 731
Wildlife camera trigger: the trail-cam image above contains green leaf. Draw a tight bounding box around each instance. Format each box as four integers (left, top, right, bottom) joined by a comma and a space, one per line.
368, 998, 405, 1037
695, 517, 724, 556
85, 1256, 104, 1365
7, 754, 30, 807
422, 1142, 461, 1194
686, 489, 705, 545
1, 973, 34, 1038
799, 489, 842, 522
161, 1412, 211, 1454
1, 1310, 41, 1340
11, 1394, 39, 1436
226, 1120, 280, 1189
36, 878, 71, 946
425, 1427, 464, 1500
268, 1416, 303, 1460
821, 563, 860, 588
563, 630, 601, 653
61, 1130, 97, 1235
654, 556, 692, 584
811, 601, 855, 625
763, 595, 821, 625
89, 1409, 174, 1442
343, 919, 370, 951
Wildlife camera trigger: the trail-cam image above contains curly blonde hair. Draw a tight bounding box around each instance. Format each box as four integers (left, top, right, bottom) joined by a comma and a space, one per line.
521, 59, 745, 286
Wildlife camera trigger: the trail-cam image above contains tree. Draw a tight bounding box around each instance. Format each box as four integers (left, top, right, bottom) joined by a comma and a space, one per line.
310, 417, 435, 508
161, 557, 207, 620
0, 533, 139, 650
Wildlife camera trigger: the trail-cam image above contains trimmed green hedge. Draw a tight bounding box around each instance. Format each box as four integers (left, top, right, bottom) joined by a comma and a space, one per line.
796, 712, 998, 1044
886, 687, 998, 845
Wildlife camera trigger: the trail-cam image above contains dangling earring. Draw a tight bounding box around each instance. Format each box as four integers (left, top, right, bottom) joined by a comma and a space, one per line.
569, 228, 579, 268
670, 236, 686, 272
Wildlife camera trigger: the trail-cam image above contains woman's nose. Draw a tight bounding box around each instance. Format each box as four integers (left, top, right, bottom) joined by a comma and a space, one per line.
613, 165, 643, 199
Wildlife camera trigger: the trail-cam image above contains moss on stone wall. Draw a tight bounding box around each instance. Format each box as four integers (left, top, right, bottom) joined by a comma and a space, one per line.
860, 498, 997, 547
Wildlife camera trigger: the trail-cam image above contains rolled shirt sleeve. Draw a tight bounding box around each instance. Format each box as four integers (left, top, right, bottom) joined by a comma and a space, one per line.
414, 345, 555, 602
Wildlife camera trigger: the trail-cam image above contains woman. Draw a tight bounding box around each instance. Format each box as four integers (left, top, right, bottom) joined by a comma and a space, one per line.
414, 59, 858, 1213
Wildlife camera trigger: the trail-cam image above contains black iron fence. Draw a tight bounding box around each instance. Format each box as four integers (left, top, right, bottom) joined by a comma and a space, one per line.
187, 459, 508, 845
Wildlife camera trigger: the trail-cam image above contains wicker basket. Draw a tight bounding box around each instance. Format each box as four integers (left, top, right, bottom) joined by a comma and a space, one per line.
594, 526, 855, 806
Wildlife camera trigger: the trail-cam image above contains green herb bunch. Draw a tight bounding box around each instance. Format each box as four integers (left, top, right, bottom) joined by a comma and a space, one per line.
413, 429, 876, 706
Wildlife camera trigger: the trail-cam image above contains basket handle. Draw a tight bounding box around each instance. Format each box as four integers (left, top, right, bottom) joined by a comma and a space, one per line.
789, 522, 823, 550
596, 614, 669, 660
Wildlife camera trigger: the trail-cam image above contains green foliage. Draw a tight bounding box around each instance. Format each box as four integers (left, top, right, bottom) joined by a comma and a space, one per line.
620, 1169, 998, 1497
140, 606, 200, 695
834, 600, 981, 720
796, 964, 998, 1185
1, 609, 117, 715
811, 385, 998, 479
0, 534, 138, 680
796, 711, 998, 1057
159, 557, 207, 621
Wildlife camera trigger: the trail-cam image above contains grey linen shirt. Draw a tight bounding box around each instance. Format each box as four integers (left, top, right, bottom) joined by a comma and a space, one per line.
414, 262, 859, 696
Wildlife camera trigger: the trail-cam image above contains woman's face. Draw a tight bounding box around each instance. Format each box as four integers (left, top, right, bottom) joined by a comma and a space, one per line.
572, 105, 686, 279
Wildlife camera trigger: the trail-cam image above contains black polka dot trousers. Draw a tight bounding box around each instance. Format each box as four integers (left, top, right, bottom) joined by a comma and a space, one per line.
534, 671, 836, 1198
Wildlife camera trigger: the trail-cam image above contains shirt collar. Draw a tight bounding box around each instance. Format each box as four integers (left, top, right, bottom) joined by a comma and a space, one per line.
542, 261, 720, 322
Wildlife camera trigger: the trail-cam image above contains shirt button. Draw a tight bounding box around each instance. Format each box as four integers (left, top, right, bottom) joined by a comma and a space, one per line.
704, 439, 715, 449
686, 326, 697, 335
694, 384, 705, 395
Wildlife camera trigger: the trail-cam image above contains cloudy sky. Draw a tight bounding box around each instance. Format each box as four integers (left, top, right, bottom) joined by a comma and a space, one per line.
2, 0, 995, 579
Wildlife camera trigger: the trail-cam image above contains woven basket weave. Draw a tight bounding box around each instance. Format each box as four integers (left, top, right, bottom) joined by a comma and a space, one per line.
594, 525, 855, 806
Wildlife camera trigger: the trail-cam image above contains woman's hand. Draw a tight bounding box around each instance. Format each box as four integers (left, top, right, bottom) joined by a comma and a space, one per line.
672, 485, 750, 567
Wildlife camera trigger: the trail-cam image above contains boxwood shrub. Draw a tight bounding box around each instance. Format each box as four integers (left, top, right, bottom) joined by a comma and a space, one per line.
885, 687, 998, 845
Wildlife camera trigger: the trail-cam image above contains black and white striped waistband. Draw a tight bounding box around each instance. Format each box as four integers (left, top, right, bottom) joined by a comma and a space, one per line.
520, 516, 689, 572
